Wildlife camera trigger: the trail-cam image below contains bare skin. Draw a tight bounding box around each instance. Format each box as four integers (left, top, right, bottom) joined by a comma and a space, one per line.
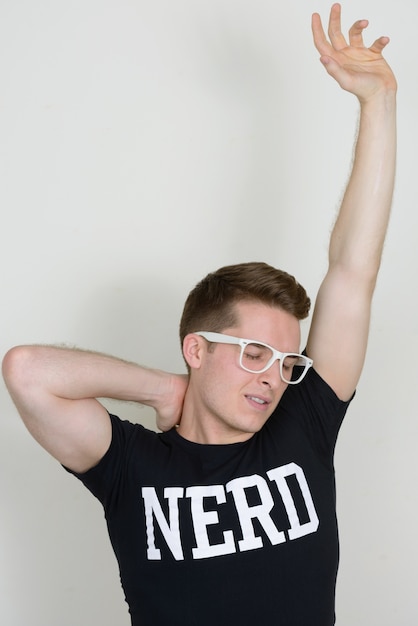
308, 3, 396, 400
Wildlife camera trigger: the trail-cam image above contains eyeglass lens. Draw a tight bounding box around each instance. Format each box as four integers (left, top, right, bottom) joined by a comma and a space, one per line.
241, 343, 307, 382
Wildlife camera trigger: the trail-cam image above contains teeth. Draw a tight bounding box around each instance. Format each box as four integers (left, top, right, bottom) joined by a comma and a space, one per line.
248, 396, 266, 405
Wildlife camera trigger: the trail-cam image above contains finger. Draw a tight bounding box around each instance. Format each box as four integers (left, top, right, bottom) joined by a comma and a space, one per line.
369, 36, 390, 55
311, 12, 333, 56
348, 19, 369, 48
328, 3, 347, 51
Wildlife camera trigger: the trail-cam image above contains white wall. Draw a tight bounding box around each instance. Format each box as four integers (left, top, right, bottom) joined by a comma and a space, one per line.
0, 1, 416, 624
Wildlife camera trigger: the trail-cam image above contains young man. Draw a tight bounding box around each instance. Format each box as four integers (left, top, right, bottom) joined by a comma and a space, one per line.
2, 4, 397, 625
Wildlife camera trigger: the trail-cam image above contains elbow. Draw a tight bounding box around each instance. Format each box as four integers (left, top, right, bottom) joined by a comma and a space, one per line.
2, 345, 40, 395
325, 262, 378, 303
328, 252, 381, 293
329, 240, 383, 288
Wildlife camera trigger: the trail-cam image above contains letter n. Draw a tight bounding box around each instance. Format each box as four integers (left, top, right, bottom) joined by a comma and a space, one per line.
141, 487, 184, 561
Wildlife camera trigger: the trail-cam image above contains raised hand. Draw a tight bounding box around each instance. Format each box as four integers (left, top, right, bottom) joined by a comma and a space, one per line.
312, 3, 397, 102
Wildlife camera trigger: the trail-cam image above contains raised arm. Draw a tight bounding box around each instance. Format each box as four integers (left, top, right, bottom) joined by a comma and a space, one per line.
2, 345, 188, 473
306, 3, 397, 400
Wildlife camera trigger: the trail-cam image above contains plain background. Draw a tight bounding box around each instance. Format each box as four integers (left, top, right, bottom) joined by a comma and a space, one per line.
0, 1, 416, 624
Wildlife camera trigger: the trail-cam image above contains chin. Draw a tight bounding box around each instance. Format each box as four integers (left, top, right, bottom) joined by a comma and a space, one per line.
240, 414, 272, 436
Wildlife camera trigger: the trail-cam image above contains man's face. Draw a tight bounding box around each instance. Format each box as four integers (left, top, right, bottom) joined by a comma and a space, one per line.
182, 301, 301, 444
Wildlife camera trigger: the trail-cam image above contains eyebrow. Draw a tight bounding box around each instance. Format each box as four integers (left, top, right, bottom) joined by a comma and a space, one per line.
247, 340, 300, 356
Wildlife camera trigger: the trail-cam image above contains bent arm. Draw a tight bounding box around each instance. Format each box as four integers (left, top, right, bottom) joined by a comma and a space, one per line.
2, 345, 187, 473
306, 5, 397, 400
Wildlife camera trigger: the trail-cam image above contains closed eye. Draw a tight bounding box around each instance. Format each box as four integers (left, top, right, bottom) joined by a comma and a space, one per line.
243, 351, 263, 360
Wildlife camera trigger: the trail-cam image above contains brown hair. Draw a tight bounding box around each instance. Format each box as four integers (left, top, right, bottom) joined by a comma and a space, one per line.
179, 262, 310, 344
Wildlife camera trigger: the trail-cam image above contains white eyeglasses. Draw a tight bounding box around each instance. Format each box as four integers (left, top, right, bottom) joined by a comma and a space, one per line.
195, 331, 313, 384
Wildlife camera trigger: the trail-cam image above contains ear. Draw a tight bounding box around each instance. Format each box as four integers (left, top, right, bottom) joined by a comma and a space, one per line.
182, 334, 205, 370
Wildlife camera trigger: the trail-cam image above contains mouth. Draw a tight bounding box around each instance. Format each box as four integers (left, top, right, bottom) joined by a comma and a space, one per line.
245, 395, 271, 409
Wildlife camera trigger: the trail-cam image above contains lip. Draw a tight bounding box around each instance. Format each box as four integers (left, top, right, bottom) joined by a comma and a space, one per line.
245, 394, 272, 410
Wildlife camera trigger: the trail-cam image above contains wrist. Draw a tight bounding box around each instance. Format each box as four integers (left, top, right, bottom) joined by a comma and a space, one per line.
359, 86, 397, 110
134, 367, 172, 410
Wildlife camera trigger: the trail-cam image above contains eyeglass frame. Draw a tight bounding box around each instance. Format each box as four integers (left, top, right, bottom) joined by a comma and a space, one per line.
195, 331, 313, 385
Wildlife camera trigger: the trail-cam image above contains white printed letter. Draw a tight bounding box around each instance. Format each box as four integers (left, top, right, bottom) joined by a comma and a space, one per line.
186, 485, 236, 559
142, 487, 184, 561
267, 463, 319, 540
226, 474, 285, 551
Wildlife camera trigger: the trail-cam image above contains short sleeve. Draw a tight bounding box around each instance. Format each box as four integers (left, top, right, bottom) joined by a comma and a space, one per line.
270, 367, 354, 457
63, 413, 140, 506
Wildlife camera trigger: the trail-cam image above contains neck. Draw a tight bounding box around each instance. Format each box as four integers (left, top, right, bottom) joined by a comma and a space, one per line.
177, 385, 254, 445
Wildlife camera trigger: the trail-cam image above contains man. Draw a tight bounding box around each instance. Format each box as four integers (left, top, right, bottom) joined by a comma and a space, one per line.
2, 4, 397, 625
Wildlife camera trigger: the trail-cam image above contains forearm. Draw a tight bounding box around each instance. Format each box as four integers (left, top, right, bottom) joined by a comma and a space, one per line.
3, 344, 173, 412
329, 91, 397, 280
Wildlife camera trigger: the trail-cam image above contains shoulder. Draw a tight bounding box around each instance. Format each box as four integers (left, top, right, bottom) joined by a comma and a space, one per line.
267, 367, 354, 451
65, 414, 160, 493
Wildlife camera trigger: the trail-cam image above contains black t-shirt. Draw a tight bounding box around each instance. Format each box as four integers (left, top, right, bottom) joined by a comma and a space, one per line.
67, 368, 352, 626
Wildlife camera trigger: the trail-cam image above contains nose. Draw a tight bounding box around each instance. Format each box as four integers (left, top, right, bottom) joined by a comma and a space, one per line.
258, 360, 282, 388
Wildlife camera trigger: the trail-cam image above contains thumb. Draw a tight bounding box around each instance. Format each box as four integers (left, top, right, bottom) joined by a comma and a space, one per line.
319, 55, 340, 73
319, 56, 352, 91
